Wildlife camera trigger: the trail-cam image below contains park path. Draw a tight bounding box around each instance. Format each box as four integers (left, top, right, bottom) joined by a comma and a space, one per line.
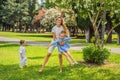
0, 36, 120, 54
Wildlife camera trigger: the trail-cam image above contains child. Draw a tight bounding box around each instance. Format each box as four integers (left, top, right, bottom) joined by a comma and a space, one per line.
48, 31, 78, 72
19, 40, 27, 69
59, 31, 78, 65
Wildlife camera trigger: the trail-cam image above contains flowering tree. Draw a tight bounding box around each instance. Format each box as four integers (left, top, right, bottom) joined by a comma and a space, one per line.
32, 8, 46, 24
40, 8, 77, 32
40, 8, 61, 28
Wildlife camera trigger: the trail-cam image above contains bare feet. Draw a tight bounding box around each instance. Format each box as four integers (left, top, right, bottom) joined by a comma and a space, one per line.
71, 63, 75, 66
59, 70, 62, 73
39, 68, 43, 72
74, 62, 78, 64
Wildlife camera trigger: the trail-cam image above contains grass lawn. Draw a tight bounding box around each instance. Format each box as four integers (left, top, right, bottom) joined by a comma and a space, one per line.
0, 31, 85, 44
0, 42, 120, 80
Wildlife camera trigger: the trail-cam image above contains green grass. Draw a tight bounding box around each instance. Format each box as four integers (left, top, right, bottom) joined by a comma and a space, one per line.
0, 42, 120, 80
0, 31, 52, 42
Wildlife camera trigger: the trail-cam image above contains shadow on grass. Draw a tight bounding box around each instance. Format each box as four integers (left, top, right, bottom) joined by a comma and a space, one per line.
0, 42, 31, 48
0, 63, 120, 80
0, 41, 9, 44
18, 35, 52, 38
0, 43, 19, 47
28, 56, 44, 59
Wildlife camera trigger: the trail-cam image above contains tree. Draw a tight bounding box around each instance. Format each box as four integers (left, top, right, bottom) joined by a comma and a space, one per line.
80, 0, 120, 47
47, 0, 120, 45
106, 0, 120, 45
106, 11, 112, 43
40, 8, 77, 33
32, 8, 46, 33
28, 0, 37, 32
0, 0, 37, 32
113, 14, 120, 44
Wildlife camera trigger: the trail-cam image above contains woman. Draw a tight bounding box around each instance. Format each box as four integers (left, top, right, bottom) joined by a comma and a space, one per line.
39, 16, 73, 72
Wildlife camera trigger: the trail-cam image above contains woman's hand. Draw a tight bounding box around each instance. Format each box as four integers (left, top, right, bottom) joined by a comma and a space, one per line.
46, 44, 51, 49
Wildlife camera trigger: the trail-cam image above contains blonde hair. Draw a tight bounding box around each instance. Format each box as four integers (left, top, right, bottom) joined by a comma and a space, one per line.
57, 16, 70, 37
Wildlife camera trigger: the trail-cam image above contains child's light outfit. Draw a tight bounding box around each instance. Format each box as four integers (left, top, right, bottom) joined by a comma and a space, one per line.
19, 46, 27, 68
51, 37, 71, 53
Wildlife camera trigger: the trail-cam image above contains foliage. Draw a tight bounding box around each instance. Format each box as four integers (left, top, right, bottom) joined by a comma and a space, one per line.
45, 0, 91, 29
40, 8, 61, 28
0, 0, 37, 32
83, 45, 111, 64
40, 8, 77, 28
0, 0, 30, 25
32, 8, 46, 25
47, 0, 120, 46
113, 14, 120, 34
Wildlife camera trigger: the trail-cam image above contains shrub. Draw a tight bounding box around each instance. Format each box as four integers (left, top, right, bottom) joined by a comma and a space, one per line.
82, 45, 111, 64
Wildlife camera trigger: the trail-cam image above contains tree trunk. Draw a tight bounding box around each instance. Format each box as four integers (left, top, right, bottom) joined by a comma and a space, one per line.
25, 24, 29, 33
101, 12, 106, 47
19, 22, 22, 32
73, 27, 75, 37
2, 23, 4, 31
106, 11, 112, 43
75, 26, 78, 37
30, 24, 34, 32
117, 33, 120, 45
12, 25, 15, 32
8, 24, 11, 31
28, 0, 36, 33
107, 31, 112, 43
85, 28, 90, 43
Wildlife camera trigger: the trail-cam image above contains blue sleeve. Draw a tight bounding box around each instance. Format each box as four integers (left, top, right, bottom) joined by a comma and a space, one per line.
51, 39, 62, 46
64, 37, 71, 42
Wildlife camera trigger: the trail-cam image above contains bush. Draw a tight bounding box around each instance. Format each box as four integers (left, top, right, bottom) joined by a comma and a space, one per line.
82, 45, 111, 64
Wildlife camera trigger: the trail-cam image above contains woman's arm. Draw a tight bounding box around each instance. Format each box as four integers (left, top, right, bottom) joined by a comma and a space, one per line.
47, 43, 52, 48
52, 32, 56, 41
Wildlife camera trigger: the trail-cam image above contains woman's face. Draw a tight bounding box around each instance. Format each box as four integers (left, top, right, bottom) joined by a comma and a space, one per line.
56, 18, 62, 26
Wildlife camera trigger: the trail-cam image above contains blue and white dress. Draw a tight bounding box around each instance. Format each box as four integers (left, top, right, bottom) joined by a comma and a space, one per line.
51, 37, 71, 53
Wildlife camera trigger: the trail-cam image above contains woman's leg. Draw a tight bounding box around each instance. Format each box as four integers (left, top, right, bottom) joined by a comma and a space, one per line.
59, 54, 62, 72
39, 53, 51, 72
39, 45, 55, 72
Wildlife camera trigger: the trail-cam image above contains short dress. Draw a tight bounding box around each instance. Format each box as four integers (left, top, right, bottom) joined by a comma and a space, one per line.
51, 37, 71, 53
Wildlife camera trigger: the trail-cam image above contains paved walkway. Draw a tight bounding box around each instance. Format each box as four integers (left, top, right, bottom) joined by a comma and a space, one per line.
0, 36, 120, 54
